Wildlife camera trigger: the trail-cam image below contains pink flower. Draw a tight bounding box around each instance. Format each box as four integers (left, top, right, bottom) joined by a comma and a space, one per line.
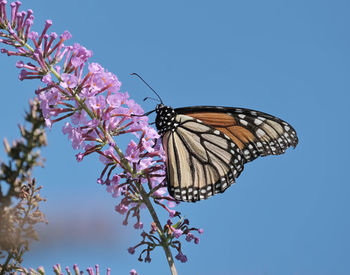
175, 251, 187, 263
134, 221, 143, 230
99, 146, 119, 165
71, 110, 88, 125
130, 269, 139, 275
107, 91, 129, 108
86, 95, 106, 113
125, 140, 140, 163
60, 73, 78, 88
115, 202, 128, 215
173, 228, 183, 238
62, 123, 84, 149
186, 233, 194, 242
137, 157, 154, 171
71, 43, 92, 68
128, 247, 135, 255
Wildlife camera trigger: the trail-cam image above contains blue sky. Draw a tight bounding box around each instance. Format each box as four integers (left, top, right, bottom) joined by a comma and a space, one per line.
0, 0, 349, 274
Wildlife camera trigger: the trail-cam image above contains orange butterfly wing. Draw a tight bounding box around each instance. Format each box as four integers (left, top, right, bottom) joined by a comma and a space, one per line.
175, 106, 298, 163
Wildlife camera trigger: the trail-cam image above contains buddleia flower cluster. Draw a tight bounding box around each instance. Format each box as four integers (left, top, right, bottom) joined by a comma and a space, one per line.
0, 1, 202, 273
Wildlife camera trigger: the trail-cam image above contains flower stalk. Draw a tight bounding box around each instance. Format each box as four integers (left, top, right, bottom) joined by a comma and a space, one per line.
136, 181, 178, 274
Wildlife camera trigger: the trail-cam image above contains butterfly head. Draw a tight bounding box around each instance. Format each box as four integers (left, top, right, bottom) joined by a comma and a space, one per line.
155, 104, 176, 135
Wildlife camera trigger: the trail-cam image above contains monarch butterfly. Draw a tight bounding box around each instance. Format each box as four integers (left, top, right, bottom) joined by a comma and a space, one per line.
132, 74, 298, 202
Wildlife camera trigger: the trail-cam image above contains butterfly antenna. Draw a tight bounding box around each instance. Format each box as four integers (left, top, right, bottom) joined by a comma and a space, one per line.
130, 73, 163, 104
143, 96, 161, 102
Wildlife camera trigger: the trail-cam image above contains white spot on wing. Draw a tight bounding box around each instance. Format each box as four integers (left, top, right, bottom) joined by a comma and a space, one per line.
254, 119, 263, 125
240, 119, 248, 126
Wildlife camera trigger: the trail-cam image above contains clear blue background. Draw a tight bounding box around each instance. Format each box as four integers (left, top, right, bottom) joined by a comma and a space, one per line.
0, 0, 349, 274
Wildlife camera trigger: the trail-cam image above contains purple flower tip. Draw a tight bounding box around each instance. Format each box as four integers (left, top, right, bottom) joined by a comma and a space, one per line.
53, 264, 61, 271
169, 209, 176, 218
185, 233, 194, 242
42, 74, 52, 84
198, 228, 204, 234
115, 203, 128, 215
60, 73, 78, 88
75, 153, 84, 162
134, 222, 143, 230
50, 32, 58, 39
16, 60, 24, 68
45, 19, 52, 26
128, 247, 135, 255
194, 237, 200, 244
145, 255, 152, 263
26, 19, 33, 26
28, 31, 38, 40
130, 269, 138, 275
173, 228, 183, 238
175, 252, 188, 263
19, 69, 28, 81
60, 30, 72, 40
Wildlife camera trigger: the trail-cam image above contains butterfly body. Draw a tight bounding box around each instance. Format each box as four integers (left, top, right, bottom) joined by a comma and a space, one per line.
155, 104, 298, 202
155, 104, 177, 135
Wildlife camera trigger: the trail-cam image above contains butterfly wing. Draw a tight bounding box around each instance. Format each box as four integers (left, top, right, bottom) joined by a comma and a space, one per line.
161, 114, 244, 202
175, 106, 298, 163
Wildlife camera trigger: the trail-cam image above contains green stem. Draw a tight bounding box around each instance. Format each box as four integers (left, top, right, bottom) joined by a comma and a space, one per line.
137, 183, 178, 275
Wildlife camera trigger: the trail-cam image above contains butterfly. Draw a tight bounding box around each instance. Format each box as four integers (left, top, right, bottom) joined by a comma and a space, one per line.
155, 104, 298, 202
131, 74, 299, 202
